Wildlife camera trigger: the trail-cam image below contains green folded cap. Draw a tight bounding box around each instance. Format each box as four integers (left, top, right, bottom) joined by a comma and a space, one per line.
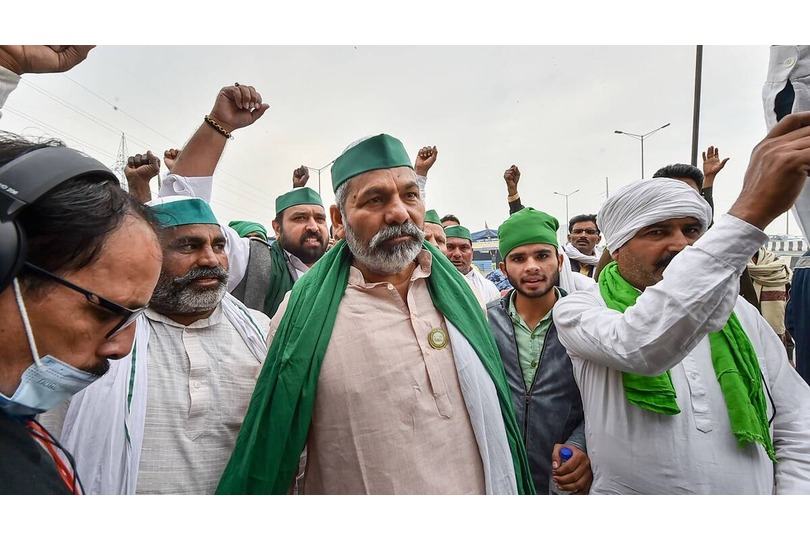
425, 209, 442, 225
444, 225, 471, 241
331, 134, 413, 191
275, 187, 324, 215
151, 197, 219, 228
229, 220, 268, 241
498, 207, 559, 258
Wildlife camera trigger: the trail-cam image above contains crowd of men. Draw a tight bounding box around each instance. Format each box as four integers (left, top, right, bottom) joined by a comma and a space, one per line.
2, 45, 810, 495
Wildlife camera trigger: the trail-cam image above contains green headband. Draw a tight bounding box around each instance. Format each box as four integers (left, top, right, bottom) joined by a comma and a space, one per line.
331, 134, 413, 191
228, 220, 268, 241
152, 198, 219, 228
425, 209, 442, 225
445, 225, 472, 241
498, 207, 559, 258
275, 187, 324, 215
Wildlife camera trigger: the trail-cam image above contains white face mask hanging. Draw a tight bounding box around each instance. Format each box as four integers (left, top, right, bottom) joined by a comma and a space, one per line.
0, 278, 99, 419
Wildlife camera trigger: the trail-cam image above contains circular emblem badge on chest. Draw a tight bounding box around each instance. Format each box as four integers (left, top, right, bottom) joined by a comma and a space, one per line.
428, 328, 448, 350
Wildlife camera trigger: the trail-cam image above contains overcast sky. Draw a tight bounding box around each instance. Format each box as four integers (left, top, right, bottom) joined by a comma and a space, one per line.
8, 0, 806, 529
2, 6, 806, 242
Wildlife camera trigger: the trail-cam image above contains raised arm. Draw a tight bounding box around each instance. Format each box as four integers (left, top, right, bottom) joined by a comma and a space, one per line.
292, 166, 310, 188
0, 45, 95, 75
504, 165, 524, 214
0, 46, 95, 115
414, 145, 437, 202
124, 150, 161, 203
556, 112, 810, 374
171, 83, 269, 178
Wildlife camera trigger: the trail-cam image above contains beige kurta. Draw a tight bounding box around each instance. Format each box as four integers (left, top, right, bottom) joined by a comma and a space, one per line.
271, 251, 486, 494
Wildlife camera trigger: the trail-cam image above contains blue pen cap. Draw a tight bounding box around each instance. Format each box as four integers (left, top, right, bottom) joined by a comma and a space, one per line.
560, 447, 574, 462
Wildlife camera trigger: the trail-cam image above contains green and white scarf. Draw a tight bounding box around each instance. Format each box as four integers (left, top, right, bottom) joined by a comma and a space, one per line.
599, 261, 776, 461
217, 240, 535, 494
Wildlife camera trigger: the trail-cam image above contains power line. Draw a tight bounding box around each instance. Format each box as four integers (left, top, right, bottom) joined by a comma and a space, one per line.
57, 72, 278, 202
14, 74, 282, 219
60, 73, 178, 147
3, 106, 117, 160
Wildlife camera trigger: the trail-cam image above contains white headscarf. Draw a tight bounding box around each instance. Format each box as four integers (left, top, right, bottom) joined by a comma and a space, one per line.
598, 178, 713, 254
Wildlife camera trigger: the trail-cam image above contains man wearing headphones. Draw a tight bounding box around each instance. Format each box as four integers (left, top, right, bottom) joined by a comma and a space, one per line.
0, 47, 164, 494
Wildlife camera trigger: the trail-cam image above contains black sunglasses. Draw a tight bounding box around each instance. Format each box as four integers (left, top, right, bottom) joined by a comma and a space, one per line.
23, 262, 147, 339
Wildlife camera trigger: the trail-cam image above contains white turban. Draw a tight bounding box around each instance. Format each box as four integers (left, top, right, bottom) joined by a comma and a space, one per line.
598, 178, 713, 254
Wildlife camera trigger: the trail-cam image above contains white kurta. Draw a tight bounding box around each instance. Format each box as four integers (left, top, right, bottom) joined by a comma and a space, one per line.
464, 268, 502, 308
553, 215, 810, 494
60, 301, 270, 495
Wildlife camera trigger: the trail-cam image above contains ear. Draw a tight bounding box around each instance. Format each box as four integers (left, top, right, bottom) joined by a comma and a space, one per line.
557, 253, 564, 271
271, 219, 281, 237
330, 204, 343, 229
499, 261, 506, 274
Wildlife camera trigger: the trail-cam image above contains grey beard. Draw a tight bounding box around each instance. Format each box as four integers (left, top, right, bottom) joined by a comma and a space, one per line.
344, 220, 425, 275
149, 266, 228, 315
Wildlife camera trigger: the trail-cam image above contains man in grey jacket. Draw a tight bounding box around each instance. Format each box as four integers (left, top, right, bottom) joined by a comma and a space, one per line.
487, 207, 591, 494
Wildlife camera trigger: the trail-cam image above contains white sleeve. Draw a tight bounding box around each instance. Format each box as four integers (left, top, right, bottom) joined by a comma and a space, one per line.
222, 223, 250, 292
553, 214, 768, 376
158, 173, 214, 202
417, 175, 427, 204
762, 46, 810, 240
0, 66, 21, 119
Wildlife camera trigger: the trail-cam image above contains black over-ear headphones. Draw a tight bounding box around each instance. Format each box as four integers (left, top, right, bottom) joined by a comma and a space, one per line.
0, 146, 118, 293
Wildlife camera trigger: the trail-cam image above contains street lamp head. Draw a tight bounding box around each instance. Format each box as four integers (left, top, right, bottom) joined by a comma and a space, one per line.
614, 130, 623, 134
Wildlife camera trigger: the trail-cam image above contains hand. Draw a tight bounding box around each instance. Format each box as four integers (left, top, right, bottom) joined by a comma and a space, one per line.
125, 151, 160, 203
550, 444, 592, 495
292, 165, 310, 188
0, 45, 95, 75
701, 145, 729, 189
414, 145, 438, 176
207, 84, 270, 134
504, 165, 520, 197
163, 148, 181, 172
729, 111, 810, 231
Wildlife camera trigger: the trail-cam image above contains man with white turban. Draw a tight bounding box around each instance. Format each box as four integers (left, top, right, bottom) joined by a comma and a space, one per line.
553, 112, 810, 494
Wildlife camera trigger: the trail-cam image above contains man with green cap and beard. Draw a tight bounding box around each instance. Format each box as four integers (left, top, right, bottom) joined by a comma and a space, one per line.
51, 196, 269, 495
487, 207, 591, 494
217, 133, 534, 495
124, 83, 329, 319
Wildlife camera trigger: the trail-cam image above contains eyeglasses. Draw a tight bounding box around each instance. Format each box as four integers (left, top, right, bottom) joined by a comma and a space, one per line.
571, 229, 600, 236
23, 262, 147, 339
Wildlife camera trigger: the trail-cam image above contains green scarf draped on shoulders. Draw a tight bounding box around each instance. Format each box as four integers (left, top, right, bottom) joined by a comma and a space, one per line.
217, 239, 534, 494
599, 261, 776, 461
263, 241, 296, 319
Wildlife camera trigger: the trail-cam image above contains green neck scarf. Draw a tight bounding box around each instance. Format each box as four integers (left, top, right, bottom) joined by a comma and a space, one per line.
599, 261, 775, 461
217, 240, 535, 494
262, 241, 296, 319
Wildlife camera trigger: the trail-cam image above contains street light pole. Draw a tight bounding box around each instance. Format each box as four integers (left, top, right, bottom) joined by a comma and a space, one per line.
614, 122, 671, 178
553, 189, 580, 243
305, 159, 336, 198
